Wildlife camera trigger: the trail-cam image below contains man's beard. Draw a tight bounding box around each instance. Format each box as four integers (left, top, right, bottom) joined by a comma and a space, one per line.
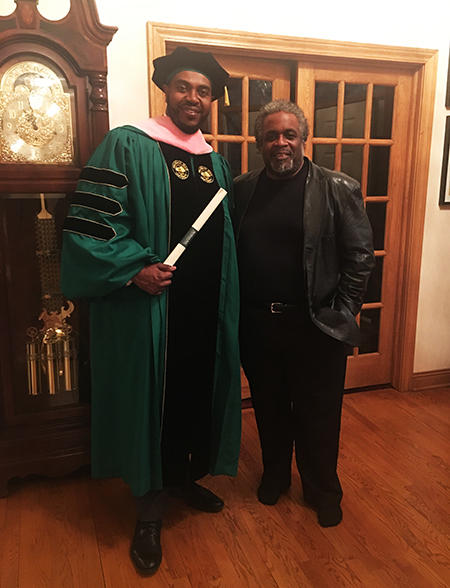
269, 155, 303, 178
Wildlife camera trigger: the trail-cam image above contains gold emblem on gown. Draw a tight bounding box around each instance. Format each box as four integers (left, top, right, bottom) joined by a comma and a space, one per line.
172, 160, 189, 179
198, 165, 214, 183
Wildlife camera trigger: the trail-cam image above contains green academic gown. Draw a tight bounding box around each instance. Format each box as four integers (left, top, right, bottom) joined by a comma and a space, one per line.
60, 125, 241, 496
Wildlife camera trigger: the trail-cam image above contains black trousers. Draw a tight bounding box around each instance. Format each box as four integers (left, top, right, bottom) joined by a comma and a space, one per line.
239, 306, 348, 507
135, 489, 170, 522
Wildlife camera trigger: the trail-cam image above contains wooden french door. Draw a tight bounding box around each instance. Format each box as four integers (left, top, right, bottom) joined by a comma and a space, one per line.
206, 56, 413, 390
210, 56, 413, 390
297, 65, 413, 389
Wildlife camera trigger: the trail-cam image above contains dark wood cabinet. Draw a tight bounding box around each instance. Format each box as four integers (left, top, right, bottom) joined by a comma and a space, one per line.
0, 0, 116, 496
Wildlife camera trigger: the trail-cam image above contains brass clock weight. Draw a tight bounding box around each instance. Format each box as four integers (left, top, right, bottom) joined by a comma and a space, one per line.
27, 193, 77, 396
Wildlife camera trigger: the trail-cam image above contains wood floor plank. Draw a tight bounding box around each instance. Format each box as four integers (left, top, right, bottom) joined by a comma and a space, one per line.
341, 429, 450, 547
200, 510, 261, 588
0, 480, 21, 588
267, 486, 374, 588
15, 474, 104, 588
340, 392, 450, 588
198, 477, 277, 588
343, 394, 450, 510
232, 498, 313, 587
346, 558, 404, 588
340, 409, 449, 518
165, 506, 229, 588
1, 388, 450, 588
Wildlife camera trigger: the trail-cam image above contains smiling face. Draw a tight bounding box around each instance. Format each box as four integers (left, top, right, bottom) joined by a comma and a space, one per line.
163, 70, 213, 134
260, 111, 305, 179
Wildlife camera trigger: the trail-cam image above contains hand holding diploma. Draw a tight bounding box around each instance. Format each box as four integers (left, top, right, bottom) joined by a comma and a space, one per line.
132, 188, 227, 295
164, 188, 228, 265
132, 262, 176, 296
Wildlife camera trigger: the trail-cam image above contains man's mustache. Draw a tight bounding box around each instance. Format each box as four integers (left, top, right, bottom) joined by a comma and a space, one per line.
271, 148, 292, 156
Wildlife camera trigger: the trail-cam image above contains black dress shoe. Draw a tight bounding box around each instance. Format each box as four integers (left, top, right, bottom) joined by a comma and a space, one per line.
169, 482, 224, 512
303, 493, 343, 527
130, 519, 162, 575
317, 503, 343, 528
257, 483, 290, 506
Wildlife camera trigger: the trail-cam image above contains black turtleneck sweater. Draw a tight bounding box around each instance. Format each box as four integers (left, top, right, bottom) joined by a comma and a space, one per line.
238, 159, 309, 307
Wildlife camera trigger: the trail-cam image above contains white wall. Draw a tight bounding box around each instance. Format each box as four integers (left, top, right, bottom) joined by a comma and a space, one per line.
1, 0, 449, 373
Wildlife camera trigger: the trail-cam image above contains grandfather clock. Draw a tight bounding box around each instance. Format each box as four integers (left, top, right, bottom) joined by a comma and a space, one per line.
0, 0, 117, 496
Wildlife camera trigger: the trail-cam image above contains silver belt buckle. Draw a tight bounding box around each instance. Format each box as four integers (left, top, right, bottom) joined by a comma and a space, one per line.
270, 302, 283, 314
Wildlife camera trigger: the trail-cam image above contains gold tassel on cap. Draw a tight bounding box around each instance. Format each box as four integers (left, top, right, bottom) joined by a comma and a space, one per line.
224, 86, 230, 107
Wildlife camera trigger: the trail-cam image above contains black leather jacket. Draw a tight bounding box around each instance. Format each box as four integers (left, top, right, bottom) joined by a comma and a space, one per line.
233, 159, 375, 347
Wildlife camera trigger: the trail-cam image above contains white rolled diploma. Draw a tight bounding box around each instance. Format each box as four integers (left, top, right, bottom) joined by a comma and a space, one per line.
163, 187, 227, 265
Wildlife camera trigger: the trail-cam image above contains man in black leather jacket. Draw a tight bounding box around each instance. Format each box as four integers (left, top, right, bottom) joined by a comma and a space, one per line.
234, 99, 374, 527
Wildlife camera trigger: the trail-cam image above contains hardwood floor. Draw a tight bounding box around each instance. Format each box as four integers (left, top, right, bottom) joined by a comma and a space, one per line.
1, 387, 450, 588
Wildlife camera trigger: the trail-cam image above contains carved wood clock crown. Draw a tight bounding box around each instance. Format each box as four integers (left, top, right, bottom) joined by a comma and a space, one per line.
0, 0, 117, 192
0, 0, 117, 497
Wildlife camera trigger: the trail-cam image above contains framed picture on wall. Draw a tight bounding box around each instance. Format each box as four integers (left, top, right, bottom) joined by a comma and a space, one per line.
439, 116, 450, 206
446, 46, 450, 109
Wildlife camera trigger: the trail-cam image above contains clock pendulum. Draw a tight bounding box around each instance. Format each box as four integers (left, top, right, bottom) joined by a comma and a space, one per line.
26, 193, 77, 396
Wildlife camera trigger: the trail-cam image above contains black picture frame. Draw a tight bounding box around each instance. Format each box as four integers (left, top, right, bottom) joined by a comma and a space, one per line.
439, 116, 450, 206
447, 46, 450, 109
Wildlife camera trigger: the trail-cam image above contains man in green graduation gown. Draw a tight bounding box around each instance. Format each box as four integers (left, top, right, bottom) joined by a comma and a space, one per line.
60, 47, 241, 576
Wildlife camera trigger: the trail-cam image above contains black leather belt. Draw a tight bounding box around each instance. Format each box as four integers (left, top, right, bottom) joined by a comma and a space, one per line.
269, 302, 300, 313
242, 302, 302, 313
241, 302, 299, 313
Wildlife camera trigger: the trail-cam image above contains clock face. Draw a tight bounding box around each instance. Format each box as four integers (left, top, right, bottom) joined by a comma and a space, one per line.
0, 61, 74, 164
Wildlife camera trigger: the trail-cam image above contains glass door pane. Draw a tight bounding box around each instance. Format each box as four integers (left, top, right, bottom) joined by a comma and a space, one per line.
204, 55, 291, 177
314, 82, 338, 137
218, 78, 242, 135
343, 84, 366, 139
249, 79, 272, 135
